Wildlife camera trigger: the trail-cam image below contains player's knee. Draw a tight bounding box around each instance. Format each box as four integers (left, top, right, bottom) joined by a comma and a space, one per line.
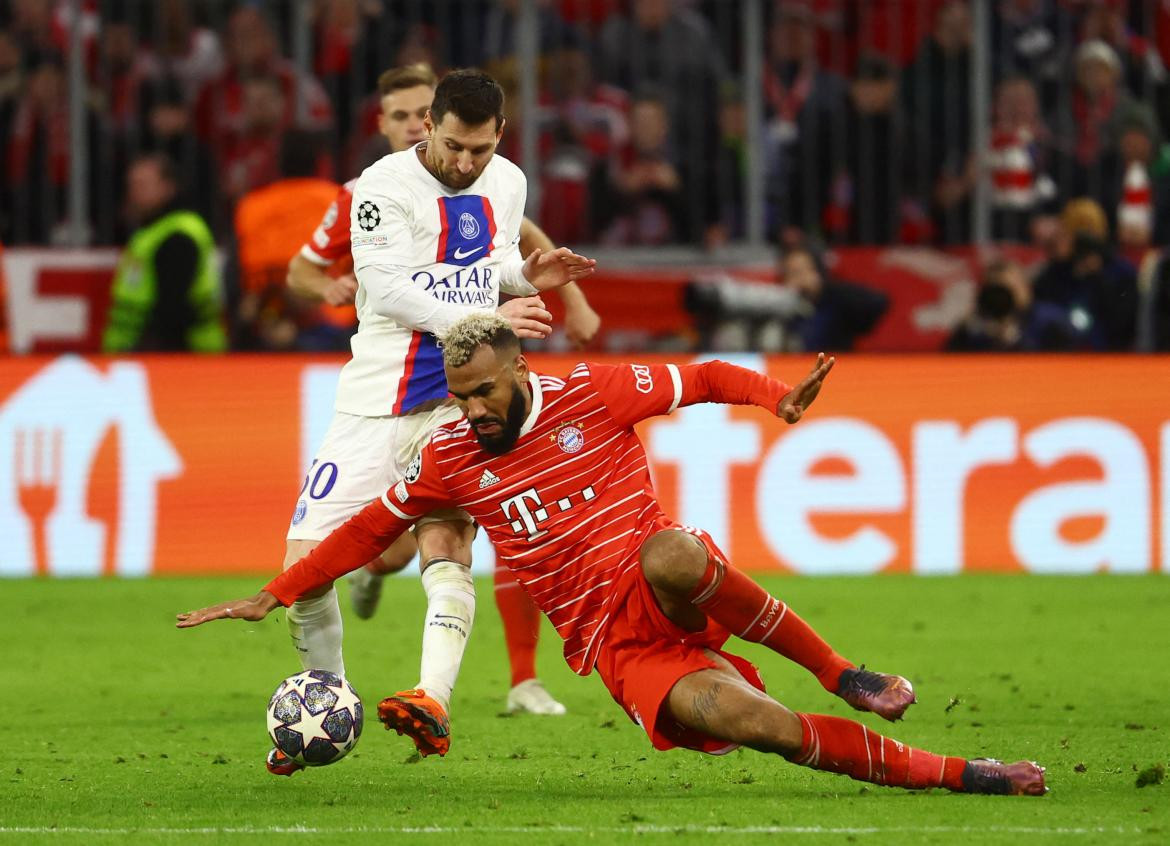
416, 519, 474, 567
374, 532, 418, 574
739, 705, 802, 756
639, 529, 708, 594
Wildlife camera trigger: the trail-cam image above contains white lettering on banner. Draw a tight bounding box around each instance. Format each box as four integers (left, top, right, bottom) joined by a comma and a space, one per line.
0, 357, 180, 576
649, 354, 764, 552
2, 249, 116, 352
912, 418, 1018, 574
1009, 418, 1150, 573
756, 418, 905, 574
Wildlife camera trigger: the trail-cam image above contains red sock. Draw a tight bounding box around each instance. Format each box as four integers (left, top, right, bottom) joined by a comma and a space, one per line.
793, 712, 967, 790
689, 557, 851, 692
494, 564, 539, 687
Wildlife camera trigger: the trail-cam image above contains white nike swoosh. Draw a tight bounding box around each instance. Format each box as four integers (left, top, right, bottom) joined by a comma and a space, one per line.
452, 245, 484, 260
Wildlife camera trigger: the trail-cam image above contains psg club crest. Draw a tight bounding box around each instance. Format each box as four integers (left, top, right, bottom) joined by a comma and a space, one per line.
551, 420, 585, 454
357, 201, 381, 231
458, 211, 481, 240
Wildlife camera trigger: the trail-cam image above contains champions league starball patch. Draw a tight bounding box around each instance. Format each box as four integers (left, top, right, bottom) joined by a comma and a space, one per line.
356, 201, 381, 231
404, 452, 422, 483
551, 421, 585, 454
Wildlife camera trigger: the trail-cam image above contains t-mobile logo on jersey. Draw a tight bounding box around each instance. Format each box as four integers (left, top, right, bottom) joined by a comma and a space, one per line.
500, 485, 597, 541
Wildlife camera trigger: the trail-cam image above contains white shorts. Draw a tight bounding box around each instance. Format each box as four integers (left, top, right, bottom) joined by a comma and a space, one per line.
286, 403, 467, 542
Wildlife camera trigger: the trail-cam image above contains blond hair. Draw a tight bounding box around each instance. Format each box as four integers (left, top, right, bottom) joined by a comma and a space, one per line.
377, 63, 438, 97
440, 312, 518, 368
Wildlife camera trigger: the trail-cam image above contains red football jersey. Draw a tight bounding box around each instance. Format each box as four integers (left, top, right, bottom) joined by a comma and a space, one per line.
267, 360, 791, 674
300, 178, 357, 266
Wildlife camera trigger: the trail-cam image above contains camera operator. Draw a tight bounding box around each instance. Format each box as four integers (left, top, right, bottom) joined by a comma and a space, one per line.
1032, 198, 1138, 351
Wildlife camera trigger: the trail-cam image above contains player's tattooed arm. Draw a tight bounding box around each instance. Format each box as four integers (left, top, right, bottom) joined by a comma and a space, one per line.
175, 591, 281, 628
777, 353, 835, 424
689, 681, 724, 732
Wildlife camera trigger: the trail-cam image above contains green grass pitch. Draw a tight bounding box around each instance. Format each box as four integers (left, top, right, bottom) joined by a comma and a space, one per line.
3, 574, 1167, 845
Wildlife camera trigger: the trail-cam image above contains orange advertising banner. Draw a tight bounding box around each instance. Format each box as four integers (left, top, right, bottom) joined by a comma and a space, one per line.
0, 353, 1165, 577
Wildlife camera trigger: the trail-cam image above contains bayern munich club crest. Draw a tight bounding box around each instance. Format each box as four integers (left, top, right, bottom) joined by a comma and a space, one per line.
552, 420, 585, 454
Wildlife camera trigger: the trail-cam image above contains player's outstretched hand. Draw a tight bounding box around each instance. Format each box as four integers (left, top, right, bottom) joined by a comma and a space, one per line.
175, 591, 280, 628
777, 353, 835, 424
498, 295, 553, 339
522, 247, 597, 292
323, 274, 358, 307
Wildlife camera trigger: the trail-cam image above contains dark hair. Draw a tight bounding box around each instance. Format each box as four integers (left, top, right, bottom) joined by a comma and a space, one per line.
378, 63, 438, 97
430, 68, 505, 131
976, 282, 1016, 321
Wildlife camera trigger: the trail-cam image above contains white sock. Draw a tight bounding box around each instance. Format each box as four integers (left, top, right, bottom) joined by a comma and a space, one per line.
287, 588, 345, 676
416, 559, 475, 712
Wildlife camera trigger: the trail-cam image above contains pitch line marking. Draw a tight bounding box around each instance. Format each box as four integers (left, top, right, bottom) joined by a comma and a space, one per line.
0, 825, 1145, 837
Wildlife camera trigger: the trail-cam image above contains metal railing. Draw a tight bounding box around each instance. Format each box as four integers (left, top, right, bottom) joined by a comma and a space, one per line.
3, 0, 1167, 261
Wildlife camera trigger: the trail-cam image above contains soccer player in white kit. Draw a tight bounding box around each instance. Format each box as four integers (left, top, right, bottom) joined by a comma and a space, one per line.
287, 64, 598, 719
270, 69, 595, 775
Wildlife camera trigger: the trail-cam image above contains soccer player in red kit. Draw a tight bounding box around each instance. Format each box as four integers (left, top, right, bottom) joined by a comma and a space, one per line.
178, 313, 1046, 796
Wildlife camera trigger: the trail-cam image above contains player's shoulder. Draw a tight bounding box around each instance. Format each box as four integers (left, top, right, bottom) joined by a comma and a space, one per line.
427, 416, 474, 453
354, 148, 415, 196
568, 362, 594, 382
484, 153, 526, 187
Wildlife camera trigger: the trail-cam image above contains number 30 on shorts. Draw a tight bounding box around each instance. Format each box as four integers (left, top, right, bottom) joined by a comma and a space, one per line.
299, 460, 339, 500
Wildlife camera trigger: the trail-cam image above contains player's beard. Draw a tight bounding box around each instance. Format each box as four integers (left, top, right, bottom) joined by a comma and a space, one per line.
471, 384, 528, 455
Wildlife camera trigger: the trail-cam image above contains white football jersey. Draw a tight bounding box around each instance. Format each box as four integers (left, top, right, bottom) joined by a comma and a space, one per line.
340, 144, 530, 416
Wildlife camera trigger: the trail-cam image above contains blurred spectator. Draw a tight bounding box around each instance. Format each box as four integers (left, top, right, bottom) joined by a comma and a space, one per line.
762, 2, 848, 241
153, 0, 225, 101
1031, 197, 1138, 351
233, 131, 344, 352
102, 152, 226, 353
193, 6, 332, 159
481, 0, 581, 65
598, 0, 726, 238
537, 45, 628, 244
4, 52, 101, 244
991, 0, 1073, 113
594, 90, 690, 246
902, 0, 975, 243
312, 0, 385, 151
1051, 40, 1158, 206
1079, 0, 1167, 108
821, 53, 910, 245
1111, 109, 1170, 255
218, 73, 331, 207
98, 18, 159, 136
707, 85, 746, 247
137, 77, 217, 229
7, 0, 60, 59
986, 75, 1058, 242
0, 29, 23, 236
778, 244, 889, 351
946, 258, 1075, 351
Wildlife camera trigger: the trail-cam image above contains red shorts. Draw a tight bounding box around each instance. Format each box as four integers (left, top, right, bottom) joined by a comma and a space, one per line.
593, 524, 766, 754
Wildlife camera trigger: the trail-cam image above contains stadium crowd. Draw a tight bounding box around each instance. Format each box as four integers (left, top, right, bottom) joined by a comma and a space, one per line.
1, 0, 1169, 352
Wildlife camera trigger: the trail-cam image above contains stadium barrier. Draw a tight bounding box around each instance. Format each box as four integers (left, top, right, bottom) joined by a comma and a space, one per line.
0, 353, 1165, 577
2, 246, 1050, 354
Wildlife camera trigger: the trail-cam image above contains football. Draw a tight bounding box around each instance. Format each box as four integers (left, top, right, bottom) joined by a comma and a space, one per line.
266, 669, 363, 766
